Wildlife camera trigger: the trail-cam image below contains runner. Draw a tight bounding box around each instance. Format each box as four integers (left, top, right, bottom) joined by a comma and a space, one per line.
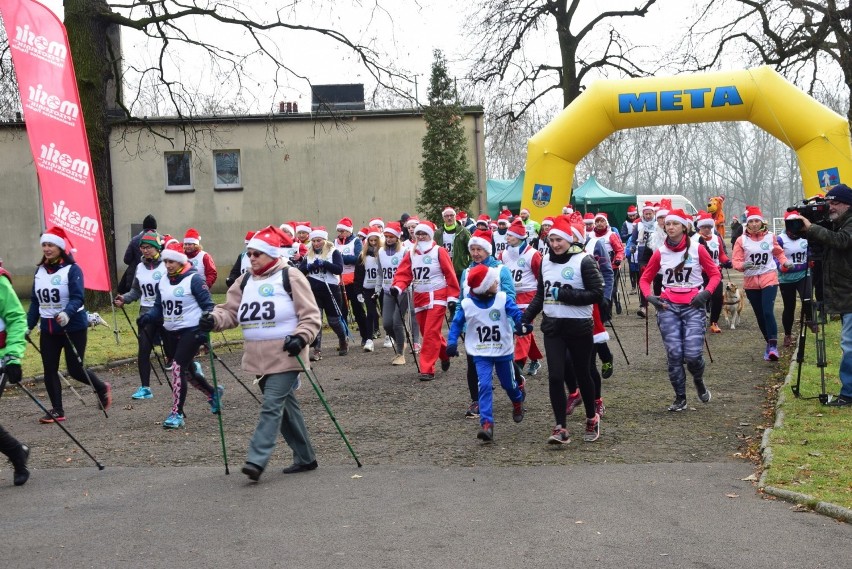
183, 228, 218, 288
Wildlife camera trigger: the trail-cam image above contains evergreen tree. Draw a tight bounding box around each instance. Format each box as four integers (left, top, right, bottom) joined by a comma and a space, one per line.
418, 50, 477, 223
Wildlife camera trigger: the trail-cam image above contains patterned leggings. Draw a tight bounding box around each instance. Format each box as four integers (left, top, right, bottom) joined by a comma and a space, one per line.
656, 303, 706, 397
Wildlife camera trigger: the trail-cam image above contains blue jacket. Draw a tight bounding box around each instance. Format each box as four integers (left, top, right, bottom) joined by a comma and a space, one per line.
458, 255, 516, 303
27, 260, 88, 334
447, 292, 524, 351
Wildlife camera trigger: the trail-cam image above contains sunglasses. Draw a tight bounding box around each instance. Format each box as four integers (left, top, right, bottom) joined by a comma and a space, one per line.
246, 250, 265, 259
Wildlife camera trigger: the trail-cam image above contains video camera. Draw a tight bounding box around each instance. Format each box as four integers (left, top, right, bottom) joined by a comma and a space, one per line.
786, 196, 830, 234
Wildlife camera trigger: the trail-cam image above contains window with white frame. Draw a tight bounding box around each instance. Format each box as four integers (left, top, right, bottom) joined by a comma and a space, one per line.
164, 151, 193, 191
213, 149, 242, 190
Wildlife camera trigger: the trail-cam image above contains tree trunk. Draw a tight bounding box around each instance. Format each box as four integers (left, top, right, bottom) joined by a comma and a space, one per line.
64, 0, 117, 307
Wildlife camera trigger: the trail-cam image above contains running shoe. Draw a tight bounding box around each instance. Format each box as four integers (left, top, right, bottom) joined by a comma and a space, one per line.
565, 389, 582, 415
668, 396, 688, 412
695, 380, 711, 403
465, 401, 480, 418
441, 359, 451, 372
208, 385, 225, 414
39, 409, 65, 424
768, 345, 779, 361
162, 412, 185, 429
99, 382, 112, 411
383, 336, 393, 348
584, 414, 601, 442
710, 322, 722, 334
131, 386, 153, 400
601, 361, 614, 379
548, 426, 570, 445
392, 354, 406, 366
526, 360, 542, 376
419, 372, 435, 381
364, 339, 374, 352
512, 401, 525, 423
477, 421, 494, 442
412, 343, 421, 354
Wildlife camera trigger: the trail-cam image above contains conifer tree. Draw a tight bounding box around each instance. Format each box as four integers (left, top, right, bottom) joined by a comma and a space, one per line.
418, 50, 477, 222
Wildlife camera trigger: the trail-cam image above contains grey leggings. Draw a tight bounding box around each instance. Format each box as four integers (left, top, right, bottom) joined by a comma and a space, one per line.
382, 290, 419, 354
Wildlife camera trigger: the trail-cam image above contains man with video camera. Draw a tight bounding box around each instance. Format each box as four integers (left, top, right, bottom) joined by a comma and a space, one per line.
800, 184, 852, 407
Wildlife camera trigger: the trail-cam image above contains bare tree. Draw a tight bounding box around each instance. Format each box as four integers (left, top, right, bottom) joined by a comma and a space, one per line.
1, 0, 409, 298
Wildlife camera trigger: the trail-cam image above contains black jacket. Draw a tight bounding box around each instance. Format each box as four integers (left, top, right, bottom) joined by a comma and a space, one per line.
806, 209, 852, 314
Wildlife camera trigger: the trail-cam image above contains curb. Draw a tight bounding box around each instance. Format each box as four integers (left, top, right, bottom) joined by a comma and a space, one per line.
758, 338, 852, 523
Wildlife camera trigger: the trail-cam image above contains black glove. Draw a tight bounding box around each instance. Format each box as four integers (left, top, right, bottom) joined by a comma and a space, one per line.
283, 335, 307, 357
647, 295, 667, 311
689, 290, 712, 310
613, 260, 621, 269
2, 359, 22, 384
225, 277, 235, 287
515, 322, 533, 336
198, 312, 215, 332
599, 298, 612, 322
722, 260, 733, 269
446, 344, 459, 357
390, 287, 400, 298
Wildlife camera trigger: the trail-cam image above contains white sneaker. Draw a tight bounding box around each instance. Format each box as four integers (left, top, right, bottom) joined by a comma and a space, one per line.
412, 342, 421, 354
364, 339, 374, 352
383, 336, 393, 348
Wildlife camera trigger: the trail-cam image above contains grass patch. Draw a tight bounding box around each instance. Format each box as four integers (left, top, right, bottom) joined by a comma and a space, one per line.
19, 294, 244, 378
764, 318, 852, 510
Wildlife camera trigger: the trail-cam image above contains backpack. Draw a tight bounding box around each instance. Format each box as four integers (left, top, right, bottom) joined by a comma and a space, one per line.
239, 266, 292, 299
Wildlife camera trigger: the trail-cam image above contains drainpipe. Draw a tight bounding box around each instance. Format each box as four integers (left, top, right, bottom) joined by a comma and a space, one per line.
473, 113, 484, 214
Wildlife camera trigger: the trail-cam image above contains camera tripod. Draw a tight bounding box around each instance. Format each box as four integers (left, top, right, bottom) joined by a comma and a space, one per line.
790, 270, 829, 404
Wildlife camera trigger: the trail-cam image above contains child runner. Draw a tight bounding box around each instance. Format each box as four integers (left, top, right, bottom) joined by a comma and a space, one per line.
733, 206, 791, 361
695, 211, 732, 334
640, 208, 722, 411
776, 210, 813, 347
26, 227, 112, 423
447, 265, 529, 442
138, 239, 220, 428
522, 215, 604, 444
113, 229, 166, 399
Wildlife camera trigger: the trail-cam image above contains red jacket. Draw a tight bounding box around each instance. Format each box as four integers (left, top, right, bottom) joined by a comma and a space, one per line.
391, 241, 460, 310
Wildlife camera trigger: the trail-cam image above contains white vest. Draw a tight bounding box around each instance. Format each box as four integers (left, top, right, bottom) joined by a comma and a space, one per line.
34, 265, 72, 318
157, 272, 203, 331
585, 229, 613, 261
307, 247, 340, 286
441, 230, 456, 257
188, 250, 209, 283
363, 255, 381, 290
379, 246, 406, 293
740, 233, 777, 277
239, 271, 298, 341
462, 292, 514, 358
701, 233, 722, 266
658, 240, 704, 291
501, 245, 538, 295
240, 252, 251, 275
334, 239, 356, 275
135, 260, 166, 308
492, 231, 508, 255
537, 237, 550, 257
540, 253, 592, 319
410, 246, 447, 292
779, 235, 808, 266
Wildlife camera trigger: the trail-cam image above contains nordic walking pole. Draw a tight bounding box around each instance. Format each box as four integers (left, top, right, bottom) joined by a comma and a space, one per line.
704, 334, 714, 364
110, 301, 120, 345
393, 294, 421, 373
204, 333, 229, 475
3, 370, 105, 470
605, 316, 630, 365
209, 348, 262, 404
62, 330, 108, 418
118, 305, 164, 387
220, 331, 233, 353
25, 334, 87, 406
295, 353, 362, 467
325, 281, 355, 342
645, 305, 650, 356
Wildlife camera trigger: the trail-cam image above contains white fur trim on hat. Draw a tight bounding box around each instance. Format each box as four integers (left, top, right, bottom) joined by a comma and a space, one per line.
696, 217, 715, 228
369, 218, 385, 228
468, 235, 492, 251
310, 228, 329, 241
40, 233, 66, 250
442, 206, 456, 216
296, 224, 311, 234
247, 237, 281, 259
665, 212, 690, 227
594, 212, 608, 222
413, 222, 434, 240
336, 223, 352, 232
183, 237, 199, 245
279, 224, 295, 237
472, 267, 499, 295
366, 229, 382, 240
548, 227, 572, 243
161, 248, 188, 264
383, 226, 401, 238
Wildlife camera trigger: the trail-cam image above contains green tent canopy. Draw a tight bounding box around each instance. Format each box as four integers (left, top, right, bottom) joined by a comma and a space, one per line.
571, 176, 636, 228
486, 171, 524, 219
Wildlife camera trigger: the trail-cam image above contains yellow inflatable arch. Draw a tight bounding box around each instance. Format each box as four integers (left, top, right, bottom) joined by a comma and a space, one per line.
521, 66, 852, 218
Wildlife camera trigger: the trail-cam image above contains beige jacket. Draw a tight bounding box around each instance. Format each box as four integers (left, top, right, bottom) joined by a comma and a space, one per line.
211, 258, 321, 375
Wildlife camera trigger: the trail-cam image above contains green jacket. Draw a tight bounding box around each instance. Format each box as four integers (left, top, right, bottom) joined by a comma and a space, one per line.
0, 272, 26, 364
806, 209, 852, 314
434, 223, 471, 278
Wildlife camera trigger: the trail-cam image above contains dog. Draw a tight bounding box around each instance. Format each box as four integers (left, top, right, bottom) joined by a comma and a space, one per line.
87, 312, 111, 329
722, 282, 744, 330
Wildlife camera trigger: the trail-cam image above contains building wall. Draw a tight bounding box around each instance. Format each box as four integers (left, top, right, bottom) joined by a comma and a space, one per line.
0, 108, 485, 294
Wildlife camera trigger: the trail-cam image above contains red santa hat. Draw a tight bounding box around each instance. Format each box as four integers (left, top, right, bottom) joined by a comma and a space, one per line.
383, 221, 402, 238
746, 206, 764, 222
695, 210, 715, 228
366, 227, 383, 240
656, 199, 672, 218
309, 226, 329, 241
369, 218, 385, 229
784, 210, 801, 221
489, 221, 498, 231
183, 228, 200, 244
665, 208, 691, 228
457, 210, 468, 220
641, 201, 656, 213
40, 226, 76, 252
295, 222, 312, 234
279, 223, 295, 238
467, 264, 499, 295
583, 213, 595, 224
405, 216, 419, 228
468, 229, 493, 252
248, 225, 292, 258
244, 230, 257, 244
594, 212, 608, 223
541, 217, 555, 228
548, 216, 574, 243
414, 220, 436, 240
476, 214, 490, 225
562, 205, 574, 215
161, 239, 188, 264
568, 213, 586, 243
442, 205, 456, 216
506, 219, 527, 240
337, 217, 354, 233
627, 205, 638, 216
497, 211, 512, 225
357, 227, 369, 239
